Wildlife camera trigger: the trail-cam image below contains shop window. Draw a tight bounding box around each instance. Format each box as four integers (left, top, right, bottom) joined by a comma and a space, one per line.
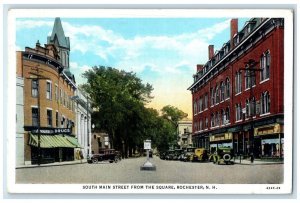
32, 107, 39, 127
47, 109, 53, 127
31, 79, 38, 97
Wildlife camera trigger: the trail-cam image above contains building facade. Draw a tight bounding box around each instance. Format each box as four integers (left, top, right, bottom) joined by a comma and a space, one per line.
16, 18, 83, 165
176, 120, 193, 149
91, 132, 111, 154
73, 89, 92, 158
188, 18, 284, 159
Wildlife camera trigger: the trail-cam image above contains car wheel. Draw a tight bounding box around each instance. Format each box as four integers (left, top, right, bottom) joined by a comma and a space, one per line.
223, 154, 231, 162
92, 159, 98, 164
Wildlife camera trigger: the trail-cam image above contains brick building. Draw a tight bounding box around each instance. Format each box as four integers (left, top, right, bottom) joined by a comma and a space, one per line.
16, 18, 81, 165
188, 18, 284, 159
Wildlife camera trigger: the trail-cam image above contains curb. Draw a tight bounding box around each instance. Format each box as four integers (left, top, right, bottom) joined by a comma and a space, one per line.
16, 161, 87, 169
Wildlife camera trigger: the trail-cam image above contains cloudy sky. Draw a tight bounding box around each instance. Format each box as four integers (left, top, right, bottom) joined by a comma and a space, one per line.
16, 17, 248, 118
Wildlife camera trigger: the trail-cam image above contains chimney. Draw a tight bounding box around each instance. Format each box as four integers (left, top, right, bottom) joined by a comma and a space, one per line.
208, 45, 214, 60
230, 18, 238, 49
197, 64, 204, 72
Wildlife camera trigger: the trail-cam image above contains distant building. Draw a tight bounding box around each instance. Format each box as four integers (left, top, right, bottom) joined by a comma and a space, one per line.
177, 119, 192, 149
188, 18, 284, 159
91, 132, 111, 154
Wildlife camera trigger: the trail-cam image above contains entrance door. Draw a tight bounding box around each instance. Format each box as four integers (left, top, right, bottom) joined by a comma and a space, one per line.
253, 138, 261, 158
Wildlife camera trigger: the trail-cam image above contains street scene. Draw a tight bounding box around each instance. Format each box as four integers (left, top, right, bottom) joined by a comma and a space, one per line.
16, 156, 283, 184
14, 14, 285, 187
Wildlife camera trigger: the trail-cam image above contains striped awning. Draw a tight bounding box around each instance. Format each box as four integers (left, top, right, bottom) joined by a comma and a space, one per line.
29, 133, 82, 148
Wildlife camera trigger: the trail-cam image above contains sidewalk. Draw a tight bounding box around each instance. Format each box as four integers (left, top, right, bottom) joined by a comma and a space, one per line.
16, 159, 88, 169
233, 158, 284, 165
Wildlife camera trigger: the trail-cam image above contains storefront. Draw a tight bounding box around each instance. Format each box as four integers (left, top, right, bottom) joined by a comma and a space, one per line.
209, 133, 233, 153
27, 128, 82, 164
254, 123, 284, 158
192, 133, 209, 149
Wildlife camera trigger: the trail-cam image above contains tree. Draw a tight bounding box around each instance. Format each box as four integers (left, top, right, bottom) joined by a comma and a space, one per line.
81, 66, 153, 157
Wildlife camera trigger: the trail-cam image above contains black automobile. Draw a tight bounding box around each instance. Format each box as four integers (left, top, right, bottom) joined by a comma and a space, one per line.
88, 149, 121, 164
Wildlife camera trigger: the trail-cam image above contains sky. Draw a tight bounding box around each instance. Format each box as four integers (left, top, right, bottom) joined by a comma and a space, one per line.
16, 17, 248, 118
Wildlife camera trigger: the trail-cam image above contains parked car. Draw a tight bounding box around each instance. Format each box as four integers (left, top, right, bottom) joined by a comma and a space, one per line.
192, 148, 209, 162
211, 147, 234, 165
182, 147, 196, 162
173, 149, 183, 160
88, 149, 121, 164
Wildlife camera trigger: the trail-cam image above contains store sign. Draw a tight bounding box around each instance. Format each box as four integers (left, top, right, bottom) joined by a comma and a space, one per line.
254, 124, 282, 136
31, 128, 71, 135
210, 133, 232, 142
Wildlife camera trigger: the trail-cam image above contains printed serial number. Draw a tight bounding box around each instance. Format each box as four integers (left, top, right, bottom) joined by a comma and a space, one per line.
266, 187, 281, 190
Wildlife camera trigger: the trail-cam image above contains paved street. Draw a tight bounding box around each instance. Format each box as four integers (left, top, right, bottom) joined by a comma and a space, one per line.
16, 156, 283, 184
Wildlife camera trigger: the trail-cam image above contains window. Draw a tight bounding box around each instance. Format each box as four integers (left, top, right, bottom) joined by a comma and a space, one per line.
215, 85, 219, 104
250, 97, 256, 116
55, 85, 58, 101
261, 91, 270, 114
226, 78, 230, 99
47, 109, 52, 127
225, 107, 230, 123
56, 111, 59, 127
31, 79, 38, 97
204, 93, 208, 109
60, 88, 63, 104
205, 117, 208, 129
235, 71, 242, 94
200, 120, 203, 131
215, 112, 220, 127
46, 81, 52, 100
211, 113, 215, 127
210, 88, 214, 106
199, 97, 203, 112
235, 103, 243, 121
193, 100, 197, 115
245, 99, 250, 118
221, 109, 225, 125
220, 81, 225, 101
245, 66, 256, 89
260, 50, 270, 81
32, 107, 39, 126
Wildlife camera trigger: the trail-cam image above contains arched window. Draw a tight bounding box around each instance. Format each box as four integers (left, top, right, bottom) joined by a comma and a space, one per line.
261, 91, 270, 114
226, 78, 230, 99
220, 81, 225, 101
260, 50, 271, 81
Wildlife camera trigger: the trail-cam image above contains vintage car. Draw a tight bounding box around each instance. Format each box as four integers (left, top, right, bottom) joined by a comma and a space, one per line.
191, 148, 209, 162
210, 147, 234, 165
182, 147, 196, 162
88, 149, 121, 164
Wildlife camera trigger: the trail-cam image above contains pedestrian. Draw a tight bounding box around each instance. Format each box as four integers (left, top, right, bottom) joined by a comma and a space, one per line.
250, 153, 254, 163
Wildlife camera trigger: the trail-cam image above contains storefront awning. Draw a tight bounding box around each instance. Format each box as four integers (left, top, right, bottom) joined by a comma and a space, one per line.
29, 133, 82, 148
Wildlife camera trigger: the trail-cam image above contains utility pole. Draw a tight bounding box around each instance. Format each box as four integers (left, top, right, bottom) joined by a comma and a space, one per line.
240, 59, 262, 162
28, 65, 50, 165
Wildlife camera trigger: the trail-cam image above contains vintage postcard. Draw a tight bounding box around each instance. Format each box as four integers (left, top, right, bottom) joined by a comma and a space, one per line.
5, 8, 293, 195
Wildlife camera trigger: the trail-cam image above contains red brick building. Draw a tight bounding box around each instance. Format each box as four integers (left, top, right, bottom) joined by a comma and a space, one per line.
188, 18, 284, 159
